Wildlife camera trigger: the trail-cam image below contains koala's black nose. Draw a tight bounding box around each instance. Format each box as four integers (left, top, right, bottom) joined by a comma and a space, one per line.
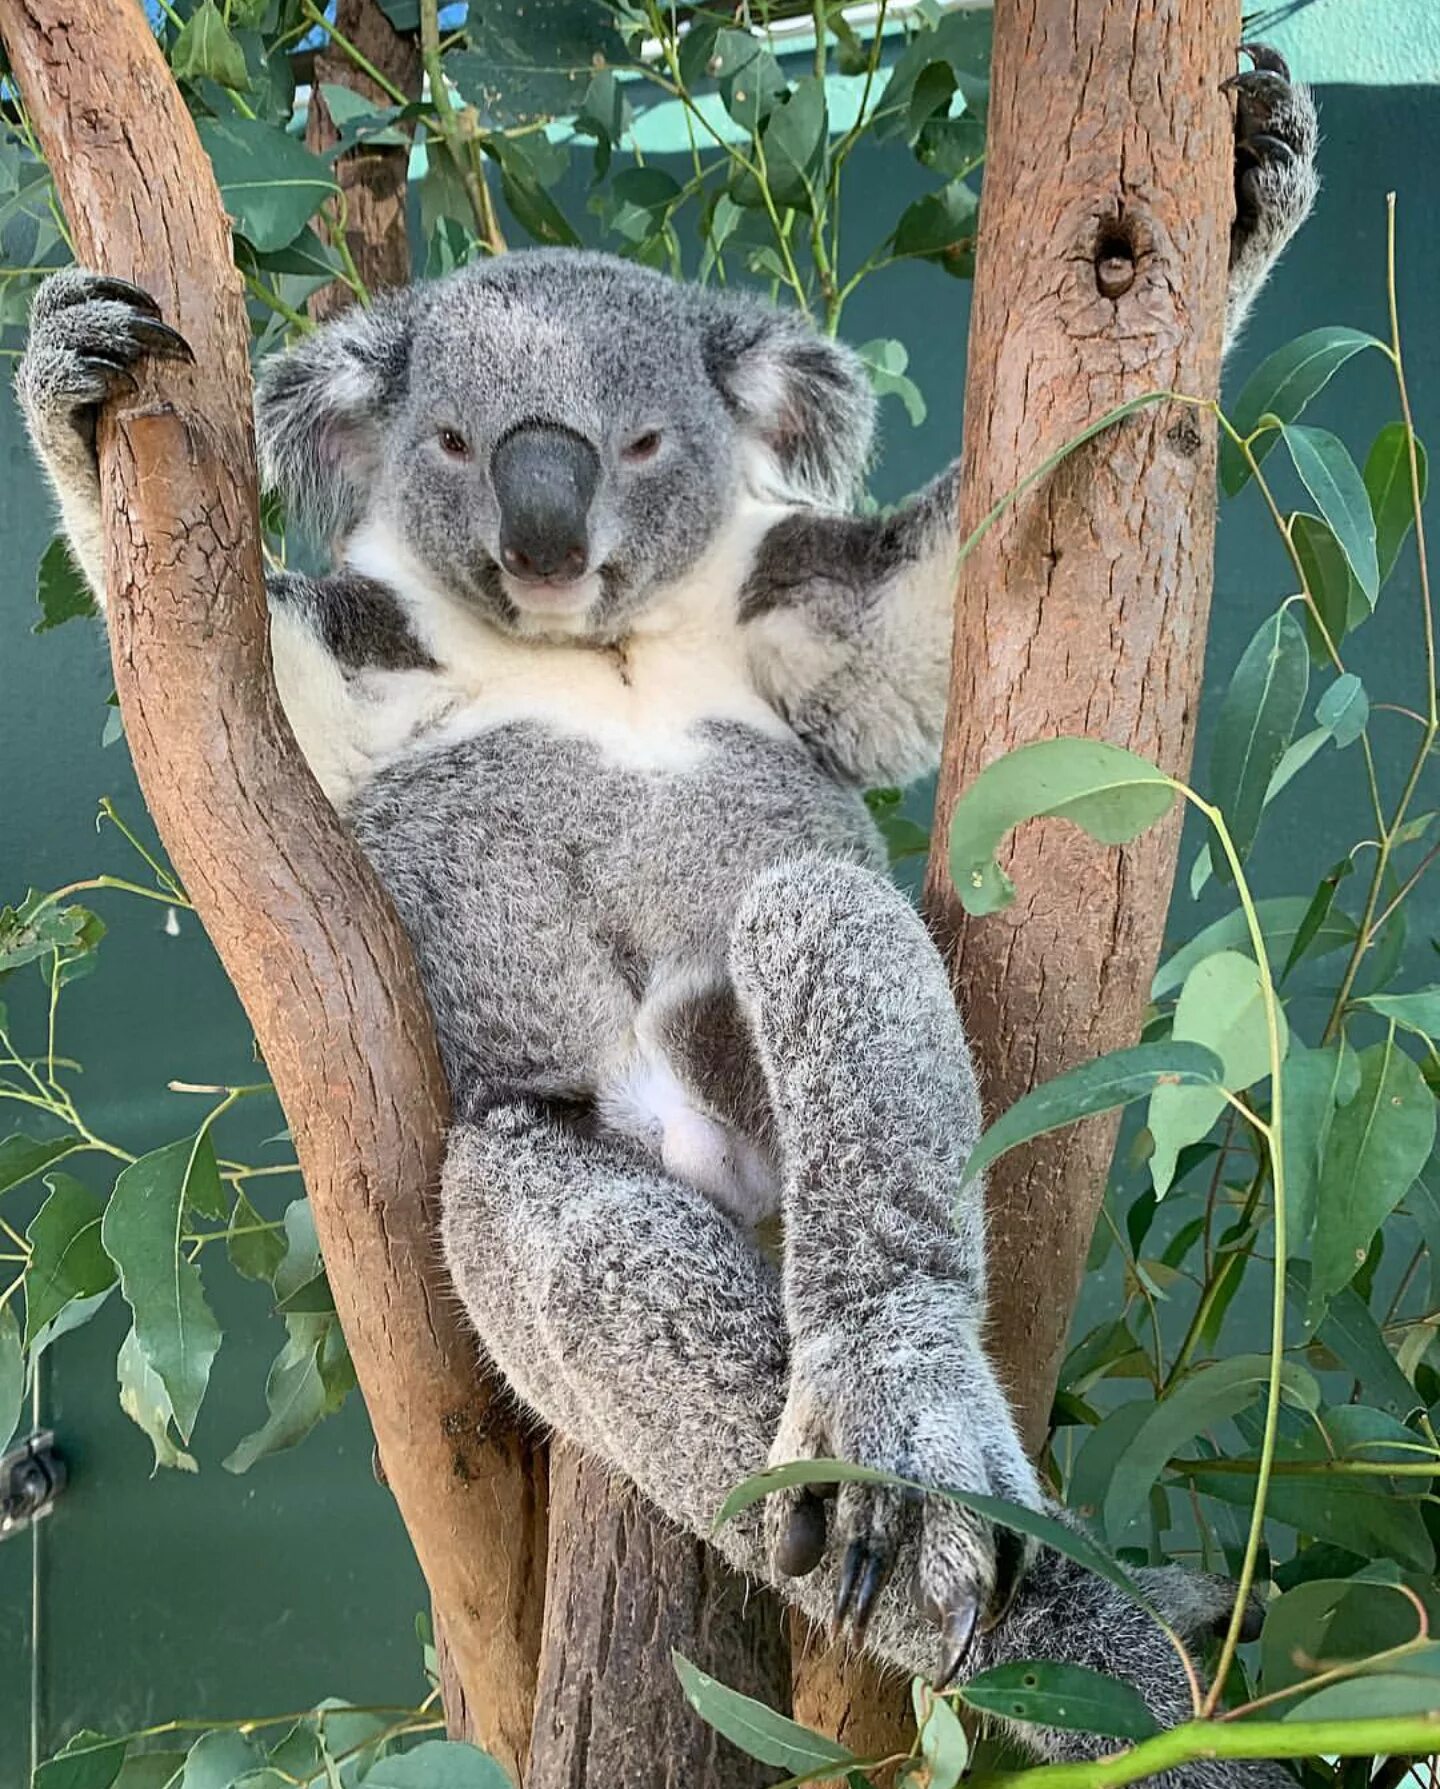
491, 423, 599, 585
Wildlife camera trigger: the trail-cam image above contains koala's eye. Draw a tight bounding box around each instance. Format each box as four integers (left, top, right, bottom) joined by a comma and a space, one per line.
622, 430, 662, 464
438, 427, 470, 460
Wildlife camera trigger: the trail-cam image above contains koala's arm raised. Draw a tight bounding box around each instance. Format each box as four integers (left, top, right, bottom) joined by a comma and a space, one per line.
740, 476, 960, 787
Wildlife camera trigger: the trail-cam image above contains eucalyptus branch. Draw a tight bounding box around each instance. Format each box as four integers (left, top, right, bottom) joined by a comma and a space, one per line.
978, 1717, 1440, 1789
418, 0, 505, 255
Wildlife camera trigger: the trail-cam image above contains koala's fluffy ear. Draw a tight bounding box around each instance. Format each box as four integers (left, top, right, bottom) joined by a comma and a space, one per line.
698, 297, 875, 507
254, 287, 418, 543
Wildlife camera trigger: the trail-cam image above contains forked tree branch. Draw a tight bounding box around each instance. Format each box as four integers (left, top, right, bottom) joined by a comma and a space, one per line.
0, 1, 545, 1774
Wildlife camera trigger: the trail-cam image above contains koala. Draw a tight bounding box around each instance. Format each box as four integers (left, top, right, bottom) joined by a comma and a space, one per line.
17, 48, 1314, 1783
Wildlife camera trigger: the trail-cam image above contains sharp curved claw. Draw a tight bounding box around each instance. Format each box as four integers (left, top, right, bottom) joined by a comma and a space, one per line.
834, 1537, 866, 1629
776, 1494, 828, 1578
1241, 131, 1297, 168
129, 315, 196, 364
983, 1526, 1028, 1632
1240, 42, 1290, 79
934, 1596, 980, 1690
849, 1545, 896, 1640
46, 273, 163, 318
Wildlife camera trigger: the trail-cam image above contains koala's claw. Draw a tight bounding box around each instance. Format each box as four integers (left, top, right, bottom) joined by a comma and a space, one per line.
767, 1323, 1044, 1678
833, 1530, 898, 1641
18, 269, 195, 440
1237, 41, 1290, 79
933, 1595, 980, 1691
1221, 39, 1317, 311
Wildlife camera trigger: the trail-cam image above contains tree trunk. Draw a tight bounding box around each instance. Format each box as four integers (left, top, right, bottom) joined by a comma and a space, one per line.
0, 3, 545, 1775
527, 1445, 791, 1789
794, 0, 1237, 1751
305, 0, 419, 320
921, 0, 1237, 1454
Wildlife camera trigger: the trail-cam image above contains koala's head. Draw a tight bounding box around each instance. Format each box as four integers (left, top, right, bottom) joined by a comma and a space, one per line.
255, 250, 874, 640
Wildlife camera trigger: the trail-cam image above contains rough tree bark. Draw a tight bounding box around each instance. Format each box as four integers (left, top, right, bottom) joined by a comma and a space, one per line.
796, 0, 1238, 1755
0, 3, 545, 1776
527, 1444, 791, 1789
922, 0, 1237, 1448
304, 0, 419, 320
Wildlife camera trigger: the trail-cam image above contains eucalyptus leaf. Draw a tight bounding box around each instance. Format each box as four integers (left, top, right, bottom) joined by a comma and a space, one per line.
363, 1741, 512, 1789
1282, 423, 1380, 604
1365, 422, 1429, 585
1284, 1664, 1440, 1720
891, 179, 979, 274
672, 1652, 854, 1772
949, 737, 1174, 917
23, 1171, 115, 1346
1299, 1275, 1421, 1418
1357, 988, 1440, 1043
1220, 327, 1381, 494
181, 1732, 262, 1789
102, 1136, 224, 1442
1294, 511, 1370, 659
1104, 1355, 1318, 1539
170, 1, 249, 90
0, 1305, 21, 1452
1309, 1036, 1436, 1322
1209, 607, 1309, 871
914, 1682, 968, 1788
223, 1325, 330, 1473
1153, 896, 1354, 999
197, 116, 333, 253
711, 30, 787, 133
116, 1326, 197, 1474
0, 1130, 79, 1196
857, 340, 926, 427
1147, 952, 1287, 1197
960, 1042, 1225, 1190
1281, 1044, 1355, 1251
226, 1190, 286, 1284
1315, 674, 1368, 747
34, 536, 96, 634
959, 1661, 1158, 1740
35, 1733, 127, 1789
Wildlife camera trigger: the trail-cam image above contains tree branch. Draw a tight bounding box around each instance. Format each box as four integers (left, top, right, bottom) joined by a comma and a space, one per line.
0, 2, 544, 1773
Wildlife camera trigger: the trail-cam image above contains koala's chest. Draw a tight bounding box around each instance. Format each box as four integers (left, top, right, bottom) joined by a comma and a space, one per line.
377, 613, 788, 775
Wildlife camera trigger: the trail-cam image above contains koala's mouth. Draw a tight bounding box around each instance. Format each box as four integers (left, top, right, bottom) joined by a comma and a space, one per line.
503, 569, 600, 615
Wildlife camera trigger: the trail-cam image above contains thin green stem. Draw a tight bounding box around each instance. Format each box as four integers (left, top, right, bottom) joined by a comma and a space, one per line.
1171, 789, 1287, 1717
300, 0, 410, 106
419, 0, 505, 254
1169, 1454, 1440, 1479
243, 272, 315, 335
1386, 193, 1435, 731
981, 1717, 1440, 1789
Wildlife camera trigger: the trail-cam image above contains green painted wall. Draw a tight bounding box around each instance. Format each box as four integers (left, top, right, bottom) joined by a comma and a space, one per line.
1, 58, 1437, 1789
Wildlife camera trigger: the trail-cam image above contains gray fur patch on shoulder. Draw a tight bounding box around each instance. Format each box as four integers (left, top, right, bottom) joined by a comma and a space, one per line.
270, 570, 437, 673
738, 508, 920, 622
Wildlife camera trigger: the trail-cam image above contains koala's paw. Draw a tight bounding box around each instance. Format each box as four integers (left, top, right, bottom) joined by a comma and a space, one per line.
17, 269, 192, 442
767, 1320, 1043, 1685
1225, 45, 1318, 278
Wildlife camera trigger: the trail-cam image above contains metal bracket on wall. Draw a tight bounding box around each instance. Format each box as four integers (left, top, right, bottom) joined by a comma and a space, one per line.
0, 1429, 67, 1542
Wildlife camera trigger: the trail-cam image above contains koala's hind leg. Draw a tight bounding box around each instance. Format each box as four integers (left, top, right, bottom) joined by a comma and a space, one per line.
440, 1102, 1281, 1785
727, 856, 1042, 1672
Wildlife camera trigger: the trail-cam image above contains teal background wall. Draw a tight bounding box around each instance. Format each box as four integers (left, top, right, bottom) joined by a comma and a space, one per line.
2, 26, 1438, 1786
